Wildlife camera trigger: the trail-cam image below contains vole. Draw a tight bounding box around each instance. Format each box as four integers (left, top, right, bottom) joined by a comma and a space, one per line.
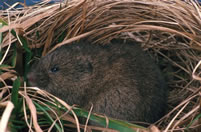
28, 39, 167, 124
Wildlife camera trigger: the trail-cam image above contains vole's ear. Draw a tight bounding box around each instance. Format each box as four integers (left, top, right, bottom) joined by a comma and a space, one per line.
86, 61, 93, 73
76, 59, 93, 73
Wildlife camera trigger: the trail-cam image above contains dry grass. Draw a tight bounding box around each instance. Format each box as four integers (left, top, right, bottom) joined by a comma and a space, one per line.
1, 0, 201, 131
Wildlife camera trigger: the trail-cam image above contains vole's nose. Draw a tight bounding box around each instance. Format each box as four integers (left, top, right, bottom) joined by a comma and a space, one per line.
27, 72, 36, 86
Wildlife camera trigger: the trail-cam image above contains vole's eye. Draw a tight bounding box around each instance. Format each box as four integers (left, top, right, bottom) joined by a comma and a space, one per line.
50, 66, 59, 73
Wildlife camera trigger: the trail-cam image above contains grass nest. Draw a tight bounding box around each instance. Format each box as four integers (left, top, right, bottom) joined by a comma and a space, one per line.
0, 0, 201, 131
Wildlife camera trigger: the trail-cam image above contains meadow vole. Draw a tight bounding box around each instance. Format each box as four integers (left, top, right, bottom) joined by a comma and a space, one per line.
28, 39, 167, 124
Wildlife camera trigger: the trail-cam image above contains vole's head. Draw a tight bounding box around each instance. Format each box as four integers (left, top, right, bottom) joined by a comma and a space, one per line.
28, 43, 94, 94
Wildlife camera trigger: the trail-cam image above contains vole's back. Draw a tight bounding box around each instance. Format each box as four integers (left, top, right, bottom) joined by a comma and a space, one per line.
29, 40, 167, 124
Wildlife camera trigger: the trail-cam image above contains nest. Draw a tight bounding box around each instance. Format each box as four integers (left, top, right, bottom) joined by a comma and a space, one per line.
0, 0, 201, 131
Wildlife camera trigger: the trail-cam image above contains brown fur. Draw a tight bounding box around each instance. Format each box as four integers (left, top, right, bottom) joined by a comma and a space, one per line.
28, 39, 167, 124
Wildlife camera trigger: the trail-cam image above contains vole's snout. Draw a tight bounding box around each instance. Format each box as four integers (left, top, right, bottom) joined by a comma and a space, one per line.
27, 72, 36, 86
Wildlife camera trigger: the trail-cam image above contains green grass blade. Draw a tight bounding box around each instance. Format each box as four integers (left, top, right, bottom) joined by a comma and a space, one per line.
34, 101, 63, 132
73, 108, 147, 132
11, 77, 21, 113
186, 113, 201, 130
